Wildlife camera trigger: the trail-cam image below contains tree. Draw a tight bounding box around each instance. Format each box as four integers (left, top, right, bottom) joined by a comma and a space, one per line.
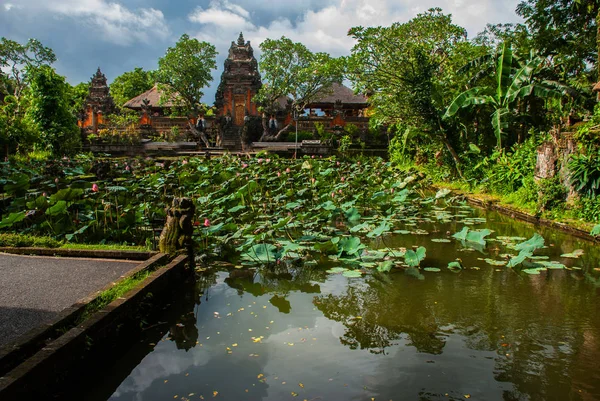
156, 34, 217, 113
110, 67, 155, 109
347, 8, 474, 177
25, 65, 80, 155
67, 82, 90, 117
444, 42, 571, 148
254, 37, 344, 141
516, 0, 599, 84
0, 37, 56, 100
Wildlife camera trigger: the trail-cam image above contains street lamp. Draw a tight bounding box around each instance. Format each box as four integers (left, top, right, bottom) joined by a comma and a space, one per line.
293, 108, 299, 159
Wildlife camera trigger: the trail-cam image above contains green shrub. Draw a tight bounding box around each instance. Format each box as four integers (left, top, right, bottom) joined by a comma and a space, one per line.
568, 149, 600, 197
479, 137, 538, 195
536, 176, 566, 212
284, 131, 314, 142
577, 196, 600, 222
0, 233, 61, 248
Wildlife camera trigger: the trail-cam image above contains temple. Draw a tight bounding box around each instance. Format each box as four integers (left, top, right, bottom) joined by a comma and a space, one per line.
214, 32, 262, 125
79, 68, 115, 134
82, 33, 373, 151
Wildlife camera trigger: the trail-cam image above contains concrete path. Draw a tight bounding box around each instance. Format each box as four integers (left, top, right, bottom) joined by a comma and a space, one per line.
0, 253, 140, 347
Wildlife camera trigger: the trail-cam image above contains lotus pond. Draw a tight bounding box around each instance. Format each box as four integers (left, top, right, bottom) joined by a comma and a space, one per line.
2, 156, 600, 400
63, 204, 600, 401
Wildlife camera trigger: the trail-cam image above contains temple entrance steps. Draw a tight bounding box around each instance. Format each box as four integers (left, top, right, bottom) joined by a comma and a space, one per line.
221, 127, 243, 150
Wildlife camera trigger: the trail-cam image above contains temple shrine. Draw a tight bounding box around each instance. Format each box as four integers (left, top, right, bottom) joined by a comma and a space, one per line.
80, 33, 373, 152
79, 68, 115, 134
215, 32, 262, 126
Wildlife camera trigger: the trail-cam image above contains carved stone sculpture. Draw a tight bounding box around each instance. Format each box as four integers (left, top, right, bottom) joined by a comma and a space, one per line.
159, 198, 196, 254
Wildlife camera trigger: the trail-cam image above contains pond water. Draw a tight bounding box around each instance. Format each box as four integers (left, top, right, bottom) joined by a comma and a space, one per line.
82, 207, 600, 401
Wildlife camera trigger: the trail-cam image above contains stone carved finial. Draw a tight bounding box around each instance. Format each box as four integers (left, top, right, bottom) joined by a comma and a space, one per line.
238, 32, 245, 46
159, 197, 196, 255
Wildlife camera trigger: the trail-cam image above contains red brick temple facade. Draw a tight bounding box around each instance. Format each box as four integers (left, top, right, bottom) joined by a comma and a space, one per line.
214, 32, 262, 126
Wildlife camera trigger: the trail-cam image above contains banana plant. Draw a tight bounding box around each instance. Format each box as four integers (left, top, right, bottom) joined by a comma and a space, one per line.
444, 42, 570, 149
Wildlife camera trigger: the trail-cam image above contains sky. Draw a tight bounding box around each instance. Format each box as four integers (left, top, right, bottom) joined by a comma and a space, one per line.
0, 0, 523, 103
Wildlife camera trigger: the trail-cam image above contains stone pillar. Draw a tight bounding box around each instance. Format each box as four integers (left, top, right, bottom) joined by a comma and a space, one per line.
159, 198, 196, 255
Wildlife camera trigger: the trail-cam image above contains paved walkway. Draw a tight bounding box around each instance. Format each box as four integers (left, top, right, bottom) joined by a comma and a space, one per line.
0, 253, 140, 347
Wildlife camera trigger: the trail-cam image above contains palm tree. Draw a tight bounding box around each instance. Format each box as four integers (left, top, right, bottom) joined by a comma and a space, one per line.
444, 42, 570, 148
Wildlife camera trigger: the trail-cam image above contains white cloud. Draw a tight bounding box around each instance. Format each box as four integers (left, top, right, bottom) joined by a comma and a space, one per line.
188, 0, 522, 59
6, 0, 170, 46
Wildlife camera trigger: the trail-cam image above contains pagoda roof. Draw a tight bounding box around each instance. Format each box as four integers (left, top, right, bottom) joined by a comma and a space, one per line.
123, 86, 179, 109
312, 83, 368, 105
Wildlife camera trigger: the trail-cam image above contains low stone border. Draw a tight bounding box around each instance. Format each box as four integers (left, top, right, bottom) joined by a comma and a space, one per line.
0, 252, 167, 377
0, 247, 156, 260
461, 196, 599, 243
0, 254, 190, 400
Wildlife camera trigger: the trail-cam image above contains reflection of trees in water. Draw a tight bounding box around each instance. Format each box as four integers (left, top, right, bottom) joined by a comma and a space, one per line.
315, 276, 446, 355
224, 264, 326, 313
168, 271, 218, 351
314, 270, 600, 399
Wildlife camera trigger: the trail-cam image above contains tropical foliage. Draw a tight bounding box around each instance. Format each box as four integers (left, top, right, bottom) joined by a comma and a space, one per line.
156, 34, 218, 113
254, 36, 344, 140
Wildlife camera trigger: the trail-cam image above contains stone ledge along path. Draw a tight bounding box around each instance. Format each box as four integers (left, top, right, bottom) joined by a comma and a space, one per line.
0, 253, 140, 347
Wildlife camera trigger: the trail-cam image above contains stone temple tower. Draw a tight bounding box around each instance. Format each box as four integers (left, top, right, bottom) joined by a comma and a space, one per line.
214, 32, 262, 127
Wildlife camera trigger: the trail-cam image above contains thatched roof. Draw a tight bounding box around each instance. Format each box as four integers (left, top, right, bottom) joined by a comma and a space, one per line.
123, 86, 178, 109
593, 82, 600, 92
312, 82, 368, 105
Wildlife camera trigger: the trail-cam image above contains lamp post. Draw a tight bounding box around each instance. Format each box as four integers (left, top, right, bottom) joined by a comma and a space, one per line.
293, 108, 299, 159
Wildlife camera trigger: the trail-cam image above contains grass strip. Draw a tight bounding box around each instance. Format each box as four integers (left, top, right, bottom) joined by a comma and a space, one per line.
74, 268, 156, 326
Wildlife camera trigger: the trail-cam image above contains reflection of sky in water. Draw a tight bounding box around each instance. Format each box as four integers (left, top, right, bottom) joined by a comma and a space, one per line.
109, 272, 525, 401
105, 204, 600, 401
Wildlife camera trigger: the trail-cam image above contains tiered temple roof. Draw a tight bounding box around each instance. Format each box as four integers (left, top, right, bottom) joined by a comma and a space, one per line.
85, 67, 115, 114
214, 32, 262, 124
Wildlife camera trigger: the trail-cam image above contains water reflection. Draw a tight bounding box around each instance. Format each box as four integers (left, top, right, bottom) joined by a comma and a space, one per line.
74, 205, 600, 401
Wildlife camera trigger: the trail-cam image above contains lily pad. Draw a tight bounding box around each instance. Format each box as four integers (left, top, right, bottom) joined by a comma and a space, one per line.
560, 249, 584, 259
342, 270, 364, 278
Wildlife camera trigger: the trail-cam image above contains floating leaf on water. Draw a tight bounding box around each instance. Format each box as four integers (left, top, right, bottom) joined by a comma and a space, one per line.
350, 222, 371, 233
522, 268, 542, 275
404, 246, 426, 267
377, 260, 394, 272
424, 267, 441, 272
393, 230, 411, 235
484, 258, 507, 266
511, 234, 545, 253
507, 250, 533, 268
591, 224, 600, 236
367, 221, 391, 238
342, 270, 364, 278
411, 229, 430, 235
431, 238, 451, 243
447, 260, 463, 270
325, 267, 348, 274
560, 249, 584, 259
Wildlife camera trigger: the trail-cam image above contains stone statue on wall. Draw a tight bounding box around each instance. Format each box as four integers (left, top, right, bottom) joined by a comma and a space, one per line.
159, 198, 196, 255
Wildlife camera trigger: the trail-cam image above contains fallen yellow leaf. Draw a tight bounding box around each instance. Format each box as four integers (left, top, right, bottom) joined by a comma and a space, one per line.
298, 383, 304, 388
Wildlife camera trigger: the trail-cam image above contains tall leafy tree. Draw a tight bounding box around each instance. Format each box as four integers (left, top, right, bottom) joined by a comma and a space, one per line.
0, 37, 56, 99
110, 67, 155, 109
0, 38, 56, 157
444, 42, 571, 148
254, 37, 344, 140
348, 8, 476, 177
67, 82, 90, 118
516, 0, 599, 84
25, 66, 80, 155
156, 34, 217, 113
